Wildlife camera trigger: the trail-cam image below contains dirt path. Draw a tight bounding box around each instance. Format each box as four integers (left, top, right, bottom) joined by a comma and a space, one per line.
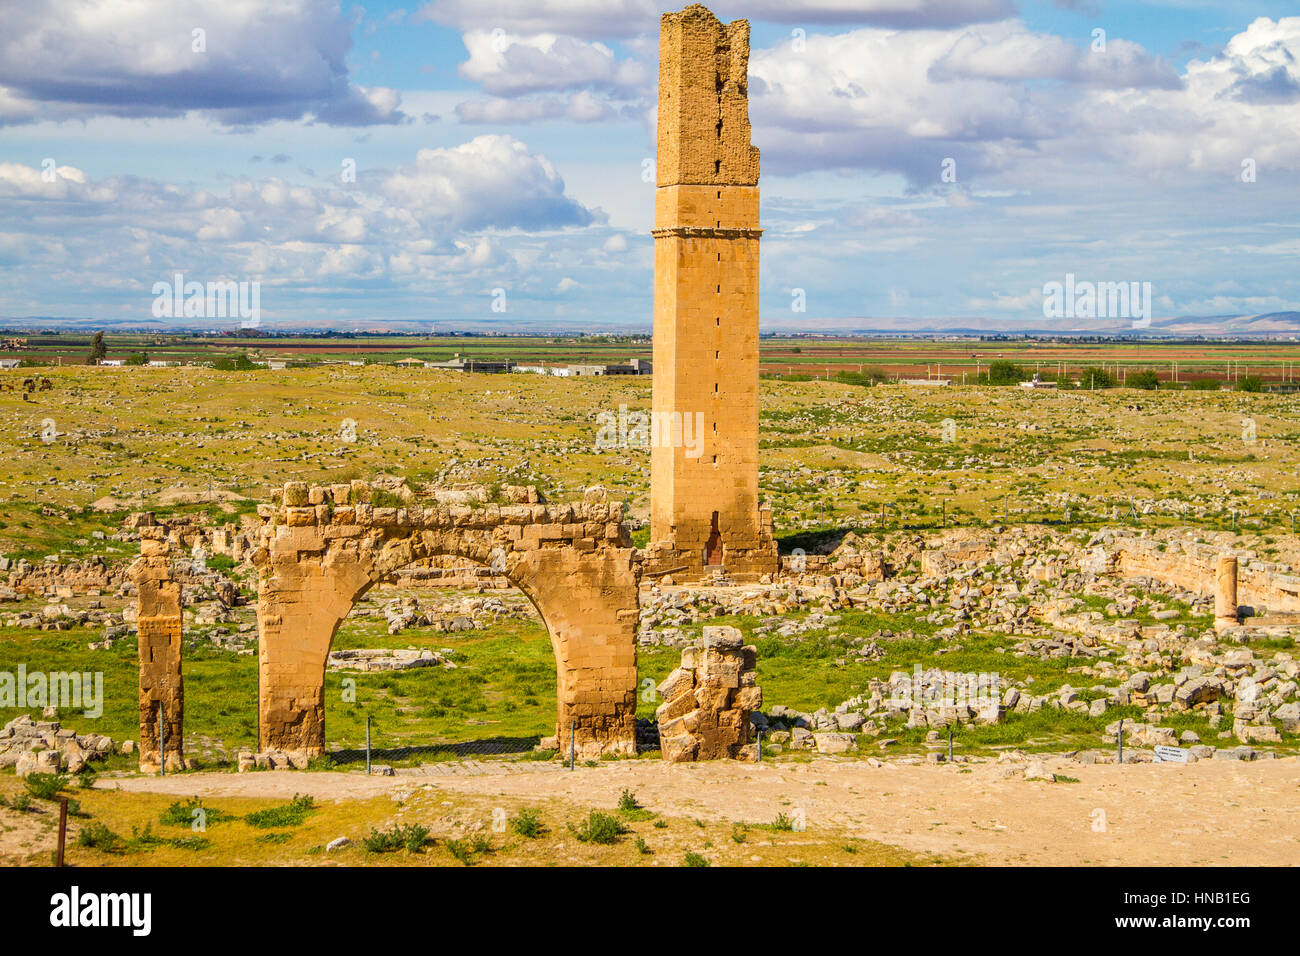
100, 755, 1300, 866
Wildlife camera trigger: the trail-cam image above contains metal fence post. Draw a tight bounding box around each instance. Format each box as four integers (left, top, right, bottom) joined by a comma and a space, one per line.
756, 728, 762, 763
569, 722, 575, 770
1117, 719, 1124, 765
158, 700, 165, 776
948, 729, 953, 763
365, 715, 372, 775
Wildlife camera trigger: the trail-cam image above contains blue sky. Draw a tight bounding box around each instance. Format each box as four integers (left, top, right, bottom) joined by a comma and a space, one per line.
1, 0, 1299, 331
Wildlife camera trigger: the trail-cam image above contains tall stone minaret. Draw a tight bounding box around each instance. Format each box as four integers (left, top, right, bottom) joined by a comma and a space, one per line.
647, 3, 777, 582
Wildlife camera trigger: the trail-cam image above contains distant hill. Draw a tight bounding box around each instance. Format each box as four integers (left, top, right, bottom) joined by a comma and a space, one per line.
4, 311, 1300, 338
764, 312, 1300, 338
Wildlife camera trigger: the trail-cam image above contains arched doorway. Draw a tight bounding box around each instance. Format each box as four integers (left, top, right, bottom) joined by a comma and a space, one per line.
252, 482, 640, 760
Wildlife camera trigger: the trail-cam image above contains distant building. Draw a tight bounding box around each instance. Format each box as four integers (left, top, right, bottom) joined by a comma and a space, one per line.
1019, 374, 1056, 390
266, 360, 288, 370
98, 359, 126, 367
425, 353, 515, 374
900, 377, 950, 386
0, 358, 20, 369
566, 360, 652, 376
147, 360, 179, 368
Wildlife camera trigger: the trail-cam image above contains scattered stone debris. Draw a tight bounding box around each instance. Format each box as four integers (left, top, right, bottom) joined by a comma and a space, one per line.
0, 715, 120, 775
326, 648, 455, 672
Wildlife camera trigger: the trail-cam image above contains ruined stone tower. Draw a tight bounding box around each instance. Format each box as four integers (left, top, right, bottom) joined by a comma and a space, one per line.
646, 3, 777, 582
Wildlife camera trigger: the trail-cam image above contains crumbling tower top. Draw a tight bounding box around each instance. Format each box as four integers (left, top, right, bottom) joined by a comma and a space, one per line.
656, 3, 760, 187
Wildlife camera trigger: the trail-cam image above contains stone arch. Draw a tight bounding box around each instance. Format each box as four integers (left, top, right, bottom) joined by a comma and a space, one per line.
251, 482, 640, 760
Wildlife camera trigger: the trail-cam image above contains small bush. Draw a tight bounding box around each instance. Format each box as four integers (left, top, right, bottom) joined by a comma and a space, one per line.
683, 852, 710, 867
78, 822, 127, 853
1236, 375, 1263, 393
1128, 370, 1160, 390
835, 369, 888, 387
23, 773, 68, 801
635, 836, 652, 855
244, 793, 315, 829
770, 812, 795, 832
985, 361, 1028, 386
211, 352, 258, 371
169, 835, 211, 851
1078, 367, 1115, 389
363, 823, 429, 854
616, 788, 656, 821
161, 797, 230, 827
570, 811, 628, 845
510, 808, 544, 839
445, 838, 474, 865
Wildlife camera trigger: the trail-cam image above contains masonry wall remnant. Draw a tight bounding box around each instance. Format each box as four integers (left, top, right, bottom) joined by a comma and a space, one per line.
129, 527, 184, 772
1098, 538, 1300, 617
645, 3, 778, 583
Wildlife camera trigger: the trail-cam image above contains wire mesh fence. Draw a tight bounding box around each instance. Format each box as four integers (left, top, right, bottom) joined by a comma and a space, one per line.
325, 717, 663, 768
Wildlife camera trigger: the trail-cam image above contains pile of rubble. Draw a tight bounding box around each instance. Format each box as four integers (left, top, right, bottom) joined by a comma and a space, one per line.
326, 648, 455, 672
348, 594, 531, 636
2, 600, 126, 633
1, 715, 128, 775
655, 626, 761, 761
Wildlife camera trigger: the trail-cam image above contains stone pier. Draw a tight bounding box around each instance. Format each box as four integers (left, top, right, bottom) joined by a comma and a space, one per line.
1214, 553, 1239, 633
130, 527, 184, 772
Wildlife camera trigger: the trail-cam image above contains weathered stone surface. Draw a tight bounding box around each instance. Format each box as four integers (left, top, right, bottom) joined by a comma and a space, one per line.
813, 732, 858, 754
1174, 676, 1223, 707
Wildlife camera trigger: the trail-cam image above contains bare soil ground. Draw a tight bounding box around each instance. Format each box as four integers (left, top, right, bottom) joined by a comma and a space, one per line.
98, 754, 1300, 866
